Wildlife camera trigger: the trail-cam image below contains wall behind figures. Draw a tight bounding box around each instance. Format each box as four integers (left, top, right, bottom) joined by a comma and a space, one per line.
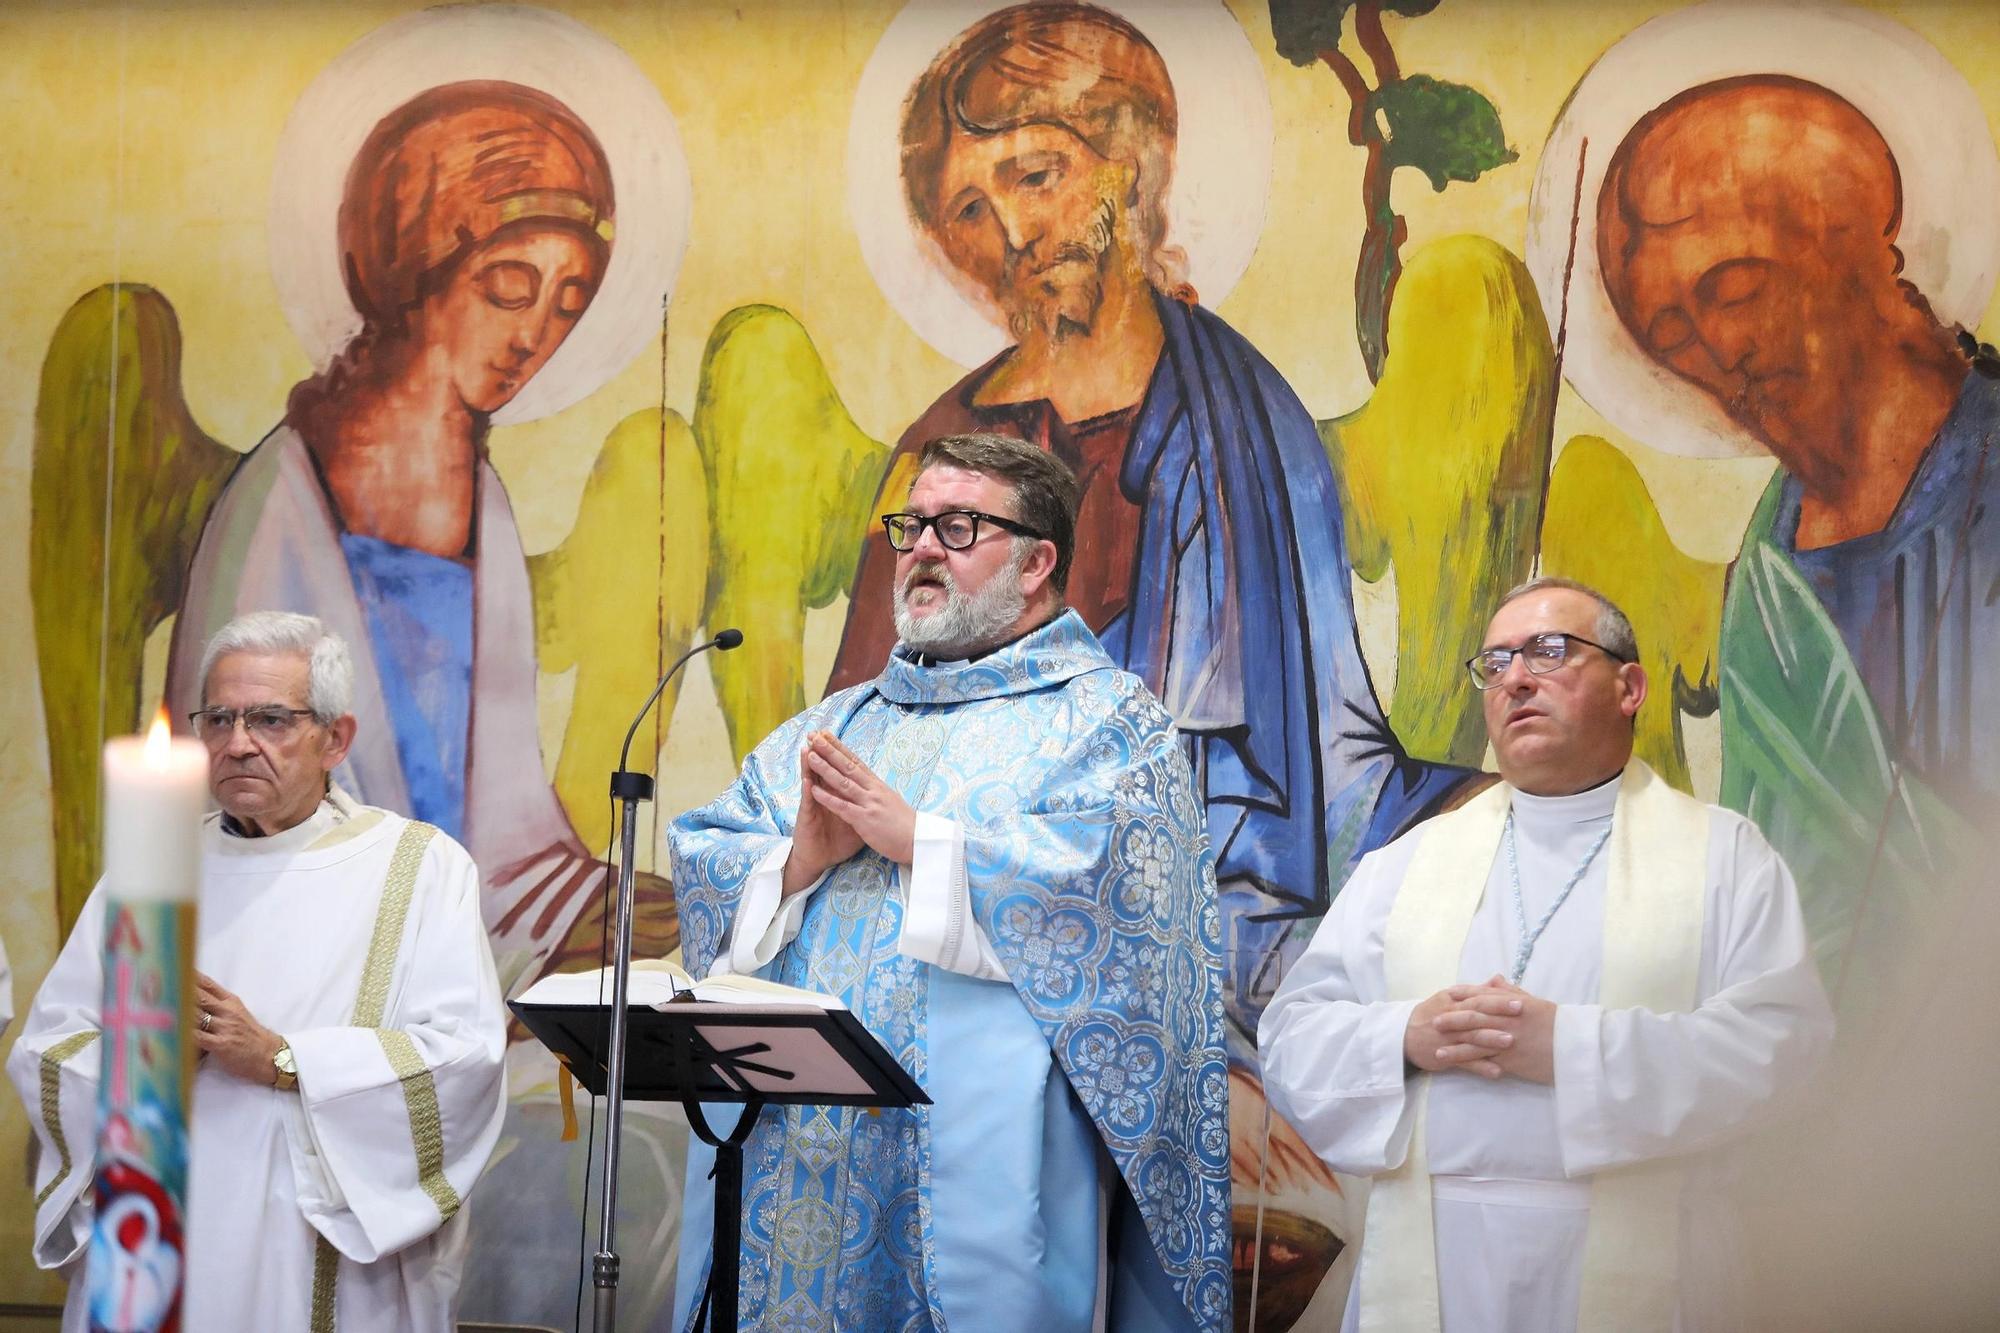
3, 2, 1998, 1329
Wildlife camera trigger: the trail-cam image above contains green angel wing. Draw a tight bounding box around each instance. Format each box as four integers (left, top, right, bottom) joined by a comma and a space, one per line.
528, 407, 709, 852
32, 285, 237, 933
1541, 435, 1726, 791
1325, 234, 1556, 765
692, 305, 888, 762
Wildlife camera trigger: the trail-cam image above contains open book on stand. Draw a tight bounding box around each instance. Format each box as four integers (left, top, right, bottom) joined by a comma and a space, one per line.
511, 959, 925, 1108
517, 958, 844, 1010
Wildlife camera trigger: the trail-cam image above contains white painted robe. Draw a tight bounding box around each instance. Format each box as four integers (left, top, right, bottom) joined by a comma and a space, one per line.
165, 427, 594, 993
1257, 775, 1833, 1331
6, 793, 508, 1333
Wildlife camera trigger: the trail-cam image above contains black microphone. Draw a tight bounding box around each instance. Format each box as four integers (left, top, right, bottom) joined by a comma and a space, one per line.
615, 629, 745, 779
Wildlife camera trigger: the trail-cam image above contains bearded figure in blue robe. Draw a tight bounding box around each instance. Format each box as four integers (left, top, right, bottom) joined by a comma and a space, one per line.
672, 433, 1230, 1331
828, 3, 1469, 1046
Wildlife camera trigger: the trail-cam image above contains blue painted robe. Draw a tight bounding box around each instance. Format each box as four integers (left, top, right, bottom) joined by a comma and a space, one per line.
338, 532, 474, 842
829, 297, 1467, 1036
670, 612, 1231, 1331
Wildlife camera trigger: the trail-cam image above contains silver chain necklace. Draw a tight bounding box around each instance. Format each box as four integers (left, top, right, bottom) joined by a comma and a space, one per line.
1502, 810, 1613, 985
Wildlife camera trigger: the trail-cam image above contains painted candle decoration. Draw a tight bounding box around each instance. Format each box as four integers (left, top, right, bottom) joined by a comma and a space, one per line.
88, 712, 204, 1333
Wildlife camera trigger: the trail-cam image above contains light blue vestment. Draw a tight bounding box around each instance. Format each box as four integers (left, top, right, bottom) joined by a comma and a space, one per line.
669, 611, 1231, 1332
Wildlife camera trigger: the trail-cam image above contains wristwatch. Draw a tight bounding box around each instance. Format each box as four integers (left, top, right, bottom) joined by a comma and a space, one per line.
272, 1042, 299, 1092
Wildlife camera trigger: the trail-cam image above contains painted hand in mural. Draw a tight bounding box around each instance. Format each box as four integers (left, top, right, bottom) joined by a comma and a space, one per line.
799, 731, 917, 869
191, 972, 284, 1086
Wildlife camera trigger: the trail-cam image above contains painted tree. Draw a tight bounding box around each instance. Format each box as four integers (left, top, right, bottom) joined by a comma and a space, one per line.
1270, 0, 1516, 380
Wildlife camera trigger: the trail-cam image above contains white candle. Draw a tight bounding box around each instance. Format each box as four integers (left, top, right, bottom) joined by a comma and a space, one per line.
101, 712, 208, 902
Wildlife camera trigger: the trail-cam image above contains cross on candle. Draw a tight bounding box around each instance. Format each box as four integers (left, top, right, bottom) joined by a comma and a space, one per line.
103, 955, 176, 1106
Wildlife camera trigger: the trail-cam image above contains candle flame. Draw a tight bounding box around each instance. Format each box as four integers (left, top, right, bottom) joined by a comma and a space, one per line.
145, 707, 173, 764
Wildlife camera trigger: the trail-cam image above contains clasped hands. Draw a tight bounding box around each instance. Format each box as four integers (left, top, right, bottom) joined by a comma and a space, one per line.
781, 731, 916, 896
1404, 976, 1557, 1084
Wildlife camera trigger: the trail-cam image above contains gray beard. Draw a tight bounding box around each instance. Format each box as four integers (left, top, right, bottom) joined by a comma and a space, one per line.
1003, 197, 1117, 344
892, 544, 1030, 658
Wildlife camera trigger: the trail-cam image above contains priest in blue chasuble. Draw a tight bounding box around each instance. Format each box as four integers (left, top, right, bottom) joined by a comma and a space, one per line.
670, 433, 1230, 1331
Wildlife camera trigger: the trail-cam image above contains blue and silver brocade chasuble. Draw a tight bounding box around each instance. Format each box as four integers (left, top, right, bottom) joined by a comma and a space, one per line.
669, 611, 1232, 1332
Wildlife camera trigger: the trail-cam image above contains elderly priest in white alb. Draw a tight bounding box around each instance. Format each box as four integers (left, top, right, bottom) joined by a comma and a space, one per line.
1259, 578, 1833, 1332
8, 612, 508, 1333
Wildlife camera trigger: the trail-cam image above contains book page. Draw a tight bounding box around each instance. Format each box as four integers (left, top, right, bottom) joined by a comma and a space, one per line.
516, 958, 690, 1007
691, 974, 846, 1010
516, 960, 844, 1011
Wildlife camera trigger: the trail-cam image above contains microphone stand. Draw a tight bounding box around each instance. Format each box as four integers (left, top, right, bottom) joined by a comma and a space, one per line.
593, 628, 742, 1333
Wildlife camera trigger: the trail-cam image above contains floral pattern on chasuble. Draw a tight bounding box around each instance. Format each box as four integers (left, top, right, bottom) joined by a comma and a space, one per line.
672, 611, 1232, 1331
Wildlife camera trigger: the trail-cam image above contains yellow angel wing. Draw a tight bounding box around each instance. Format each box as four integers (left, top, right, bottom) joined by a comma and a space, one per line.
1541, 435, 1725, 790
692, 305, 887, 761
528, 407, 709, 850
1327, 234, 1556, 765
32, 285, 237, 933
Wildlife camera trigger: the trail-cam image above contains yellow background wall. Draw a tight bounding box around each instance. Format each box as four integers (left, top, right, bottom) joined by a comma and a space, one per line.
4, 0, 1997, 1315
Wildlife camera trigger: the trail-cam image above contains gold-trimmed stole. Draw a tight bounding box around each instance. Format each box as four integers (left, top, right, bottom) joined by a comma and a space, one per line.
308, 818, 440, 1333
1359, 761, 1707, 1333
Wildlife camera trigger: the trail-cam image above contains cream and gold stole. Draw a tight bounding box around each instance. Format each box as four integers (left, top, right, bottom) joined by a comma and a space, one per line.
1358, 760, 1708, 1333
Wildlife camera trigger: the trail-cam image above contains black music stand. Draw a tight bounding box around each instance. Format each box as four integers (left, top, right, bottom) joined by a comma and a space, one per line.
511, 998, 929, 1333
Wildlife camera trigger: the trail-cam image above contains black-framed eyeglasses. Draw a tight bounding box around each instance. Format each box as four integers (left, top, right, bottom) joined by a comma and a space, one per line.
187, 706, 318, 744
1465, 632, 1633, 690
881, 509, 1046, 553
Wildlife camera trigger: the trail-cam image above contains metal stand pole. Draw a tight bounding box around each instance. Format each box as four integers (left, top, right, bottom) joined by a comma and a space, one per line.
592, 768, 654, 1333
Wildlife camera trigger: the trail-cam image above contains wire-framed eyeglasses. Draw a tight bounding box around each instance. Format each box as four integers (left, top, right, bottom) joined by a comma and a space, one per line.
187, 706, 318, 744
881, 509, 1046, 552
1465, 632, 1633, 690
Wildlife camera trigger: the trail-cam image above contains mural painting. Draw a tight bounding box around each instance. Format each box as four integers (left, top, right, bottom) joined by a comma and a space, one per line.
5, 1, 1999, 1329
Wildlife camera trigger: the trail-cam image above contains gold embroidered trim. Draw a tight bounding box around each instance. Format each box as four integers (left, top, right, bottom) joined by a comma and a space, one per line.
373, 1027, 462, 1222
307, 818, 438, 1329
310, 1235, 339, 1333
351, 823, 438, 1028
33, 1031, 99, 1209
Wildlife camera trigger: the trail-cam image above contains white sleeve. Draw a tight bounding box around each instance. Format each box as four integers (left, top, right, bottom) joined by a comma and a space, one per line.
1256, 847, 1424, 1177
3, 886, 109, 1270
0, 929, 14, 1040
896, 811, 1008, 981
283, 843, 509, 1261
717, 839, 828, 976
1553, 818, 1835, 1175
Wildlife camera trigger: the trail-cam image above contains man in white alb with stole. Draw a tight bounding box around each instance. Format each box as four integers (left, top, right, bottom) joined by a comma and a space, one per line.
1259, 579, 1833, 1331
8, 612, 507, 1332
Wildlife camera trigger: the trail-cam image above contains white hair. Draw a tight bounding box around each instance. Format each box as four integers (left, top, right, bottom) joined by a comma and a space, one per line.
198, 611, 354, 721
